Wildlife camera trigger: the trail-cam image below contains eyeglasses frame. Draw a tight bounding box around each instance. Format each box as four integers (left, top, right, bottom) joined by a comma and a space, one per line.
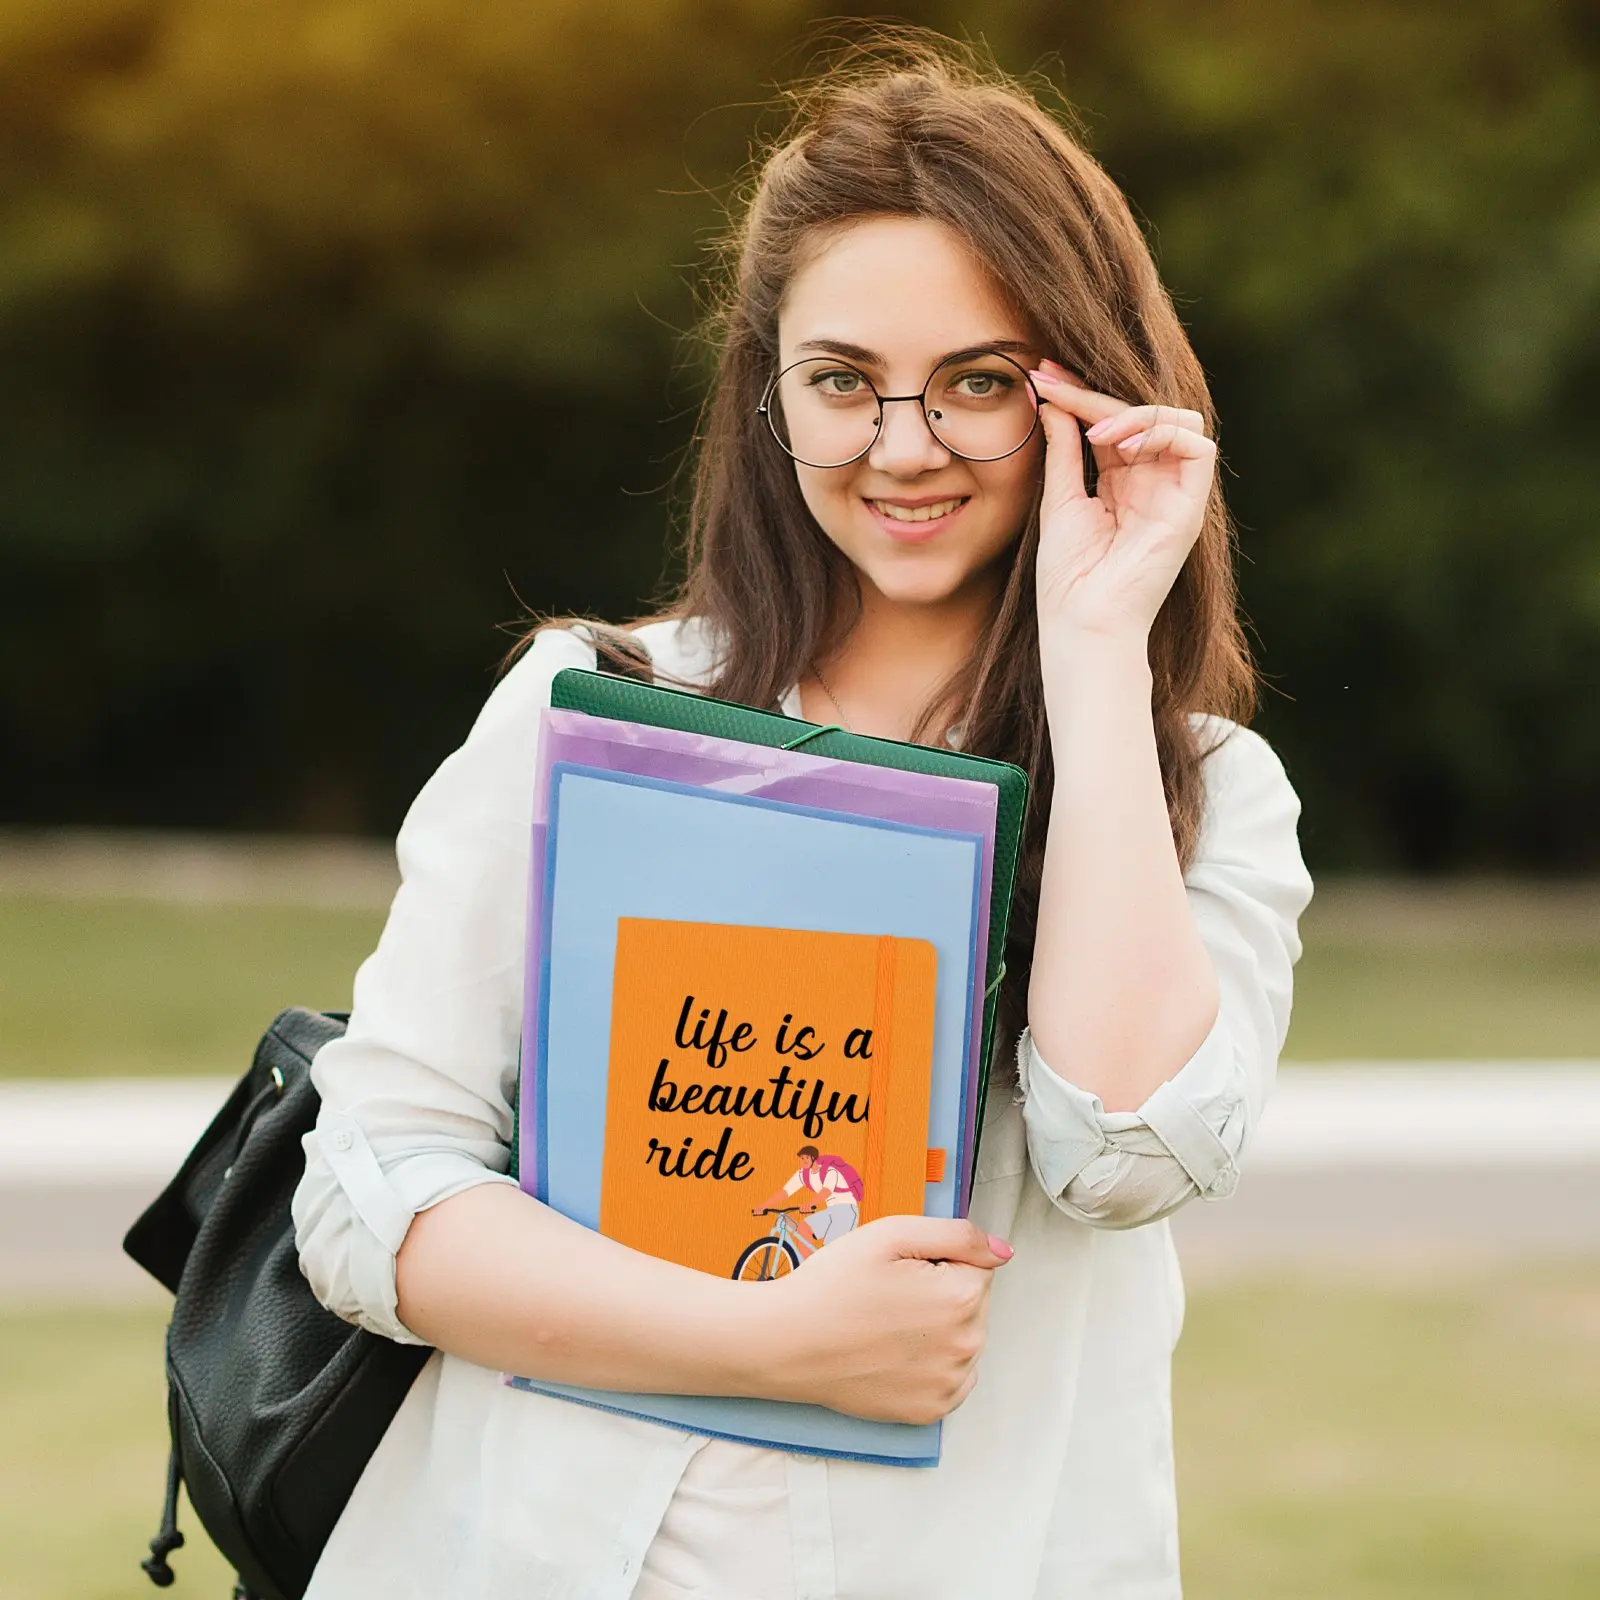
756, 348, 1045, 469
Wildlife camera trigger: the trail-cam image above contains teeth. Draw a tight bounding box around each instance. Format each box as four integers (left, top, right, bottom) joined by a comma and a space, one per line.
871, 498, 966, 523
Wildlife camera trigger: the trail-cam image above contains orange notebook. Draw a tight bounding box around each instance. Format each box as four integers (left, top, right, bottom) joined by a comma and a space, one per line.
599, 917, 939, 1279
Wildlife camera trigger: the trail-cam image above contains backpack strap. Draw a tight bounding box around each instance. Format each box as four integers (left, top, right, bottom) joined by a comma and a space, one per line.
816, 1154, 864, 1202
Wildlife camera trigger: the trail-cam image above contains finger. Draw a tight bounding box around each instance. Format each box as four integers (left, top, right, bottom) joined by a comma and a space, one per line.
882, 1215, 1015, 1268
1036, 396, 1087, 502
1033, 367, 1209, 447
1029, 361, 1129, 427
1112, 423, 1217, 464
1084, 403, 1207, 446
949, 1364, 981, 1413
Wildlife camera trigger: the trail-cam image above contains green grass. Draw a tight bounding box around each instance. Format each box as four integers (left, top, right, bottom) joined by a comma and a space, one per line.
1174, 1271, 1600, 1597
4, 1273, 1597, 1598
0, 897, 384, 1079
3, 888, 1598, 1079
1285, 942, 1600, 1058
0, 1305, 236, 1600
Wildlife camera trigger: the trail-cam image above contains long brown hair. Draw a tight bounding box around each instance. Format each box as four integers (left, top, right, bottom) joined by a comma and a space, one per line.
528, 32, 1255, 1054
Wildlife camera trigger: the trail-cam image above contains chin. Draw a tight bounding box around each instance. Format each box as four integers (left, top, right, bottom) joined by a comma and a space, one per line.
832, 506, 1022, 611
858, 559, 983, 609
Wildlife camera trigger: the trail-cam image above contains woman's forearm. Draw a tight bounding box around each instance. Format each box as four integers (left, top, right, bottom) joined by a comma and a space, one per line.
395, 1182, 782, 1395
1027, 630, 1219, 1112
392, 1181, 1011, 1427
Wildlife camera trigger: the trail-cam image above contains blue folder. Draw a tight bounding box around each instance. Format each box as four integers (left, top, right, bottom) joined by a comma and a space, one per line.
510, 765, 985, 1465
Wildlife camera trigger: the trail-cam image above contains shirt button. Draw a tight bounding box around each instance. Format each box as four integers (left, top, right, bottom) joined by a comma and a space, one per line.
329, 1129, 354, 1152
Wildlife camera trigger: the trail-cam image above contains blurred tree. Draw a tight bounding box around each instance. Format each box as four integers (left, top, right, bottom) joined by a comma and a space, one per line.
1, 0, 1596, 862
0, 0, 821, 829
1042, 0, 1600, 867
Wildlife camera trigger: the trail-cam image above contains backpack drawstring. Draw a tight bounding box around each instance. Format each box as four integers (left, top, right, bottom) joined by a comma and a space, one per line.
140, 1425, 185, 1587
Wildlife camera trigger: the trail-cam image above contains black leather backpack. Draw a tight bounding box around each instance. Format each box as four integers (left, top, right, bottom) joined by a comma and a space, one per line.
123, 1008, 431, 1600
121, 625, 655, 1597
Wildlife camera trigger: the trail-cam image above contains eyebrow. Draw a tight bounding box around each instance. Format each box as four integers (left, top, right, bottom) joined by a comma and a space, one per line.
793, 337, 1035, 366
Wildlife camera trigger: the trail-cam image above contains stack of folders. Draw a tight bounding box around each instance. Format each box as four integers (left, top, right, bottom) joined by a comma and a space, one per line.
506, 668, 1027, 1467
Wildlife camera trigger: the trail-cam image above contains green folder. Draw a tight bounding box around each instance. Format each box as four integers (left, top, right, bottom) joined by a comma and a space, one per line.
545, 667, 1028, 1182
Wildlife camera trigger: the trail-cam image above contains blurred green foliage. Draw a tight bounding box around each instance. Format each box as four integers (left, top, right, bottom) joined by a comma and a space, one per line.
2, 0, 1597, 863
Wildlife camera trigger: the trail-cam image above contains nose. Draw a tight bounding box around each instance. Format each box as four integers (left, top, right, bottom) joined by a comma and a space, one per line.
867, 397, 952, 477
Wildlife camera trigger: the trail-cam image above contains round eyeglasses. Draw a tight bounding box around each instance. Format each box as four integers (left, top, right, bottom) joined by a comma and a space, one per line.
757, 349, 1042, 469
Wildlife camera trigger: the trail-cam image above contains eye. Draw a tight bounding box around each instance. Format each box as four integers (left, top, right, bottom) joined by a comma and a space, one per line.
807, 367, 871, 398
951, 370, 1013, 398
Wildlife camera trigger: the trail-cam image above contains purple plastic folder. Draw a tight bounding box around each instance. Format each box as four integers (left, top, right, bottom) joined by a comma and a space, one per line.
518, 707, 1000, 1212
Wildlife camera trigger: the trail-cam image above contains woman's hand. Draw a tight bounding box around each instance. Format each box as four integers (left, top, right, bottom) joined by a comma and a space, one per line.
759, 1216, 1014, 1425
1027, 358, 1217, 643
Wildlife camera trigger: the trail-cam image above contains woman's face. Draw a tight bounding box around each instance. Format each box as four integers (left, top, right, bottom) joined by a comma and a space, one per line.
774, 215, 1044, 613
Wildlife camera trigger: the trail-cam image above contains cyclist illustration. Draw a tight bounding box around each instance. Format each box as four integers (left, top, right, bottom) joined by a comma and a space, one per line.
733, 1146, 865, 1281
759, 1145, 863, 1245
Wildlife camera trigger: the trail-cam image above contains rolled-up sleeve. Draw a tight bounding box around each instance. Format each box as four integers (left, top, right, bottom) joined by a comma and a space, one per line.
1018, 719, 1313, 1230
290, 626, 596, 1341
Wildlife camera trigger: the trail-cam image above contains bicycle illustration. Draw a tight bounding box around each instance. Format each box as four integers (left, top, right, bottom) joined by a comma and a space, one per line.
731, 1205, 821, 1281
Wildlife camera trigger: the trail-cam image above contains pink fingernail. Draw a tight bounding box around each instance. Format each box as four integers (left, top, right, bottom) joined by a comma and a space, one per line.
987, 1233, 1015, 1260
1086, 419, 1112, 440
1027, 368, 1057, 386
1120, 432, 1147, 451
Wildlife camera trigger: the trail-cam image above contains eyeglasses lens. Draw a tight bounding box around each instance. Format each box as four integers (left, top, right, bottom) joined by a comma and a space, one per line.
766, 360, 880, 468
765, 352, 1039, 468
922, 352, 1039, 462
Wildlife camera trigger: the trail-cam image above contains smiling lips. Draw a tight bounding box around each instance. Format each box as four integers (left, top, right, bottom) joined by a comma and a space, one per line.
864, 495, 970, 544
869, 496, 968, 523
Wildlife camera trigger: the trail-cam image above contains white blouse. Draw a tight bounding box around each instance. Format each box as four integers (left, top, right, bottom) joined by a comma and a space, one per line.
291, 616, 1313, 1600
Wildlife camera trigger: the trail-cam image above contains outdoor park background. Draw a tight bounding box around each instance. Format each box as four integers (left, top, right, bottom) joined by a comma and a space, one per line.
1, 2, 1598, 1597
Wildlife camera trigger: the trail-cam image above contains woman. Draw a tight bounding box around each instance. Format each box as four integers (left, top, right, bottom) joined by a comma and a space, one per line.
292, 34, 1312, 1599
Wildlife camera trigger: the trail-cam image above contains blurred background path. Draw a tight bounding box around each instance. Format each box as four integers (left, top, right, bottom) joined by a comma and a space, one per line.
6, 1064, 1600, 1300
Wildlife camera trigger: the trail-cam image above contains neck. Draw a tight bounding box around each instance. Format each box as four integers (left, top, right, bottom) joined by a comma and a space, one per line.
815, 577, 997, 742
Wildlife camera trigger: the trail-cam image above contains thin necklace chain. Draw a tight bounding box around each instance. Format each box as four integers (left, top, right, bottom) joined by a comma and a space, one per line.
810, 661, 966, 750
809, 662, 854, 732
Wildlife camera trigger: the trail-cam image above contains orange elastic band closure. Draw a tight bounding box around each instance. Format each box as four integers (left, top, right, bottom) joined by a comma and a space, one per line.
925, 1148, 947, 1183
